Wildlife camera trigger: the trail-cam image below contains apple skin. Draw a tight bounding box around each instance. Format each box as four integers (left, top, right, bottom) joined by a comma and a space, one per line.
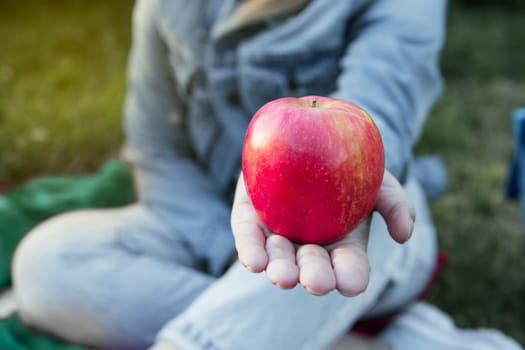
241, 95, 385, 245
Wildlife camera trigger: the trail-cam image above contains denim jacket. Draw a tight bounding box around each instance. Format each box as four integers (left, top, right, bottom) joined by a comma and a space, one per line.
121, 0, 447, 275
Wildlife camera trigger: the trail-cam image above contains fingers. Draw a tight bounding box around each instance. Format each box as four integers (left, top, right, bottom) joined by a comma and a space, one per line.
231, 171, 404, 297
266, 235, 299, 289
231, 174, 268, 272
329, 219, 371, 296
297, 244, 336, 295
375, 170, 415, 243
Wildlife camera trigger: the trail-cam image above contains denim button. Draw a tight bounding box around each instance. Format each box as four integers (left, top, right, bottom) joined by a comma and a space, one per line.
227, 91, 240, 105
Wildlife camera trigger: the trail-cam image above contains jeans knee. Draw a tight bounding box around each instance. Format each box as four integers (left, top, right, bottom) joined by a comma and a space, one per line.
11, 212, 106, 345
13, 215, 65, 317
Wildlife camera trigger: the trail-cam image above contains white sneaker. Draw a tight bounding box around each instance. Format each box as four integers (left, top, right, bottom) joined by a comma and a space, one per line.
0, 288, 17, 319
378, 301, 523, 350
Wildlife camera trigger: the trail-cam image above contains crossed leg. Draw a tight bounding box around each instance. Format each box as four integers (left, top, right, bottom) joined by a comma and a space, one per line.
11, 204, 214, 350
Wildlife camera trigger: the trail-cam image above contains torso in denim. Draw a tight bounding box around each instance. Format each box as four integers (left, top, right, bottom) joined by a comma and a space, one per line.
155, 0, 370, 194
131, 0, 446, 199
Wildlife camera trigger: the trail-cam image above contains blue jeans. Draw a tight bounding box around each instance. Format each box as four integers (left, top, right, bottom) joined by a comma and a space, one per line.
11, 177, 436, 350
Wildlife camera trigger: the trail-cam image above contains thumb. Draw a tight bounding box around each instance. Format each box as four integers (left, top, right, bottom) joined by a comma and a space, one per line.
374, 171, 415, 243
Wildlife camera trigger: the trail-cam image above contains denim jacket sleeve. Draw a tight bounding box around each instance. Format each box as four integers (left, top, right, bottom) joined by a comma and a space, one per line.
331, 0, 447, 181
121, 0, 234, 276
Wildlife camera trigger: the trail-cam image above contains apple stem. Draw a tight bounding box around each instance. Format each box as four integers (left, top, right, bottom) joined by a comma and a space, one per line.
311, 100, 317, 108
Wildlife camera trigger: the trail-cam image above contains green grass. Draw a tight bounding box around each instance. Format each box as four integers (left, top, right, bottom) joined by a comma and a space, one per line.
0, 0, 524, 346
0, 0, 132, 182
418, 4, 525, 345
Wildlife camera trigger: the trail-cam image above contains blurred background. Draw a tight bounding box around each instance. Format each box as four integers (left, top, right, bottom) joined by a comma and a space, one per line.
0, 0, 524, 346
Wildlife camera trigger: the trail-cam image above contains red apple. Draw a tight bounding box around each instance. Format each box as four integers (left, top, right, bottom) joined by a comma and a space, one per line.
241, 95, 385, 245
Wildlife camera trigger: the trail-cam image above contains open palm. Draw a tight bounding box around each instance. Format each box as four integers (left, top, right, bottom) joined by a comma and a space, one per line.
231, 170, 415, 296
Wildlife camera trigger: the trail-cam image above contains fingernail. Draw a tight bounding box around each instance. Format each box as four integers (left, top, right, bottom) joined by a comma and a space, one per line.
241, 261, 253, 272
406, 218, 414, 241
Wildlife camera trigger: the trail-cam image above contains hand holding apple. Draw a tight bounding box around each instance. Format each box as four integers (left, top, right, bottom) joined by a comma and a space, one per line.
232, 96, 415, 295
231, 170, 415, 296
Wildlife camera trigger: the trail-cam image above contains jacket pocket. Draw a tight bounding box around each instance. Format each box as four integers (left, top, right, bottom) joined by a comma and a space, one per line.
186, 87, 220, 166
238, 51, 340, 115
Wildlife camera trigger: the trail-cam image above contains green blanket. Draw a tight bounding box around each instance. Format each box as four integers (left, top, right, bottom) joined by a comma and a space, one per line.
0, 316, 87, 350
0, 159, 134, 350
